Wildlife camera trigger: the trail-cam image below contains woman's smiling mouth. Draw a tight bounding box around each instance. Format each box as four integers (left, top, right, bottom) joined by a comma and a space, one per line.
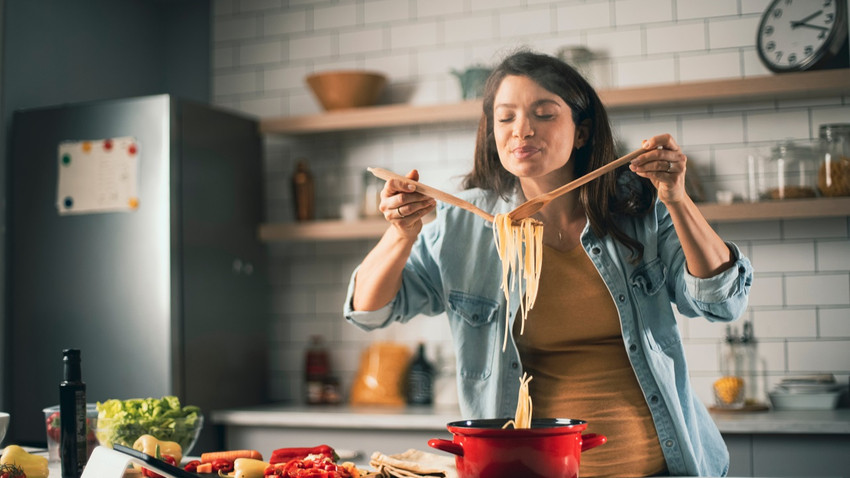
512, 145, 541, 159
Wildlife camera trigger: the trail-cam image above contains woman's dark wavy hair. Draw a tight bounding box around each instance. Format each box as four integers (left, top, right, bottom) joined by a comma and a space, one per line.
462, 50, 655, 262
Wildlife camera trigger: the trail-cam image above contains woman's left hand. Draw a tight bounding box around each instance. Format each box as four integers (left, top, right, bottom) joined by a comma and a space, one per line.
629, 133, 687, 204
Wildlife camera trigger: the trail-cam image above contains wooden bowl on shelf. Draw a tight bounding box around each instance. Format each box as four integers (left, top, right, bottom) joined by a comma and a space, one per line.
306, 70, 387, 111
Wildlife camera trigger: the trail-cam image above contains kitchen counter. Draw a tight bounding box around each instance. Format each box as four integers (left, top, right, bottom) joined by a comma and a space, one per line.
210, 403, 850, 435
0, 448, 807, 478
211, 405, 850, 477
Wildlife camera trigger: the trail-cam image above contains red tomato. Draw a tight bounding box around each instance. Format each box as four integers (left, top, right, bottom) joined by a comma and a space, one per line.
183, 460, 201, 472
211, 458, 234, 473
45, 411, 61, 442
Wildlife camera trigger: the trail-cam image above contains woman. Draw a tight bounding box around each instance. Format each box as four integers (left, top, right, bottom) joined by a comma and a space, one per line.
344, 51, 752, 477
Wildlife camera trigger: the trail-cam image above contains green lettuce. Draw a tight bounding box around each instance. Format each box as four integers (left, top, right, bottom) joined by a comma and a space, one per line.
95, 396, 202, 450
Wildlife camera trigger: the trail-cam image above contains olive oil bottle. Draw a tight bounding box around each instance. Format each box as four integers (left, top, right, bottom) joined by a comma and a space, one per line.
60, 348, 87, 478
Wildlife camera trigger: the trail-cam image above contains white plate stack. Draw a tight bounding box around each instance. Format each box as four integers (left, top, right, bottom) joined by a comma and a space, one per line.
768, 374, 843, 410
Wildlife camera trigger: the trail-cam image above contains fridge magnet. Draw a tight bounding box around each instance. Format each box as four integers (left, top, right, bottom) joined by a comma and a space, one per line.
56, 137, 140, 215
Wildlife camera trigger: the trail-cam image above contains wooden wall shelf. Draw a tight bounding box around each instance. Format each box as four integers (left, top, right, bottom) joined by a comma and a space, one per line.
260, 69, 850, 135
258, 70, 850, 242
259, 197, 850, 242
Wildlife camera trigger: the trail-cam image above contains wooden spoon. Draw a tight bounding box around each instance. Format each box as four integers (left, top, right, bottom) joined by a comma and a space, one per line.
506, 147, 647, 222
367, 167, 495, 222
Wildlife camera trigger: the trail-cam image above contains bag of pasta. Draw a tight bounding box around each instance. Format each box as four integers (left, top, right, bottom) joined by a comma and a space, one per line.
350, 342, 411, 406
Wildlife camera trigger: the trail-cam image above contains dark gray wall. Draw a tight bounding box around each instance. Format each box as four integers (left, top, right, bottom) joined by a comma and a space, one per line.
0, 0, 210, 415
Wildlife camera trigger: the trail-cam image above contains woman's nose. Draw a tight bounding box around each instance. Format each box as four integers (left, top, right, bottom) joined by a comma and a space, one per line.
513, 115, 533, 138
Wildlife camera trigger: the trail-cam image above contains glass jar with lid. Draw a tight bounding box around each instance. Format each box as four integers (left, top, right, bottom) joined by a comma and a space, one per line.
817, 123, 850, 197
714, 325, 746, 409
760, 140, 819, 200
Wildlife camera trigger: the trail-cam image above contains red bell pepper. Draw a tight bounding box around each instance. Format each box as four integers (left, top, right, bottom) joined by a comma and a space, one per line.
263, 458, 352, 478
141, 454, 176, 478
269, 445, 336, 464
210, 458, 234, 473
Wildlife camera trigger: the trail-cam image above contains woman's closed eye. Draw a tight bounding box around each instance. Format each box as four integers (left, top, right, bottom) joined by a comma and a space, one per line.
497, 113, 555, 123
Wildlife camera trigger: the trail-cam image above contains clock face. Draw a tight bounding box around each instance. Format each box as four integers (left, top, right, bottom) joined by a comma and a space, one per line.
757, 0, 848, 72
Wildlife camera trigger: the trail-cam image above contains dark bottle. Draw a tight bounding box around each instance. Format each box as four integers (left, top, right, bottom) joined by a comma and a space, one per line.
292, 160, 315, 221
60, 349, 87, 478
406, 343, 434, 405
305, 335, 330, 405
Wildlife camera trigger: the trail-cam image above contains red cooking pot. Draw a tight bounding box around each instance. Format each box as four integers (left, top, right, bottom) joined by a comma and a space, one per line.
428, 418, 606, 478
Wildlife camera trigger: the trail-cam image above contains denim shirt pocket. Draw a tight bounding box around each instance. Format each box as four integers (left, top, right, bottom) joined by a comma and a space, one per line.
630, 257, 667, 296
629, 258, 680, 352
448, 290, 500, 380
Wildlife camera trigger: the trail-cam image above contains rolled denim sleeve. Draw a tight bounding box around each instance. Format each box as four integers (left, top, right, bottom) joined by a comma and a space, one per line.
683, 241, 753, 320
343, 265, 395, 330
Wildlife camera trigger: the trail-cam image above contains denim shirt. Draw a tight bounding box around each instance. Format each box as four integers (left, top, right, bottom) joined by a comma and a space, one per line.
344, 178, 753, 477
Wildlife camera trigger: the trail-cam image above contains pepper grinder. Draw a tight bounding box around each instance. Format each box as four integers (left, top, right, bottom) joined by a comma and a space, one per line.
292, 160, 315, 221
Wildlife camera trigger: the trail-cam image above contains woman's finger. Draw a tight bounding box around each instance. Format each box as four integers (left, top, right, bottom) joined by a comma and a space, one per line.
383, 172, 419, 196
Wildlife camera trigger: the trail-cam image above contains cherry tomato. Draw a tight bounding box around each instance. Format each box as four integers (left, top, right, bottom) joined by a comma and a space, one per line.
183, 459, 201, 472
211, 458, 234, 473
45, 411, 61, 442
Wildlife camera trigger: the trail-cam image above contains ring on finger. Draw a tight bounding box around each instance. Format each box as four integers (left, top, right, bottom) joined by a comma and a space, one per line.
666, 160, 672, 173
397, 206, 406, 218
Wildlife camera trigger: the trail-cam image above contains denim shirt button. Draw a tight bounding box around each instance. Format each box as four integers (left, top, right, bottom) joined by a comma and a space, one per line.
618, 294, 626, 302
664, 439, 674, 447
738, 265, 746, 273
650, 395, 659, 404
511, 362, 519, 369
629, 343, 638, 352
472, 314, 479, 321
591, 247, 601, 255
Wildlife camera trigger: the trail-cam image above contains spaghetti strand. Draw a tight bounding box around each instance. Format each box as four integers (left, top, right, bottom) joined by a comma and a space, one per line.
492, 214, 544, 350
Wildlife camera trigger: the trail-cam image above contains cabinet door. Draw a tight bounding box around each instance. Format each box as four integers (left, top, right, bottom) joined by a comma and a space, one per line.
723, 434, 753, 477
177, 100, 269, 451
752, 434, 850, 477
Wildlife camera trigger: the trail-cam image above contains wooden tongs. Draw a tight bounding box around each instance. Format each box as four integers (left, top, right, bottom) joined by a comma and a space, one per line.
367, 146, 646, 224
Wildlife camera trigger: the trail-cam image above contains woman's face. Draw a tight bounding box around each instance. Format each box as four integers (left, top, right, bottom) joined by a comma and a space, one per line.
493, 74, 586, 183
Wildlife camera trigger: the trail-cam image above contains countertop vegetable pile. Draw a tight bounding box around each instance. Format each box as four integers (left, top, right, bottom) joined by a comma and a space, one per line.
95, 395, 202, 450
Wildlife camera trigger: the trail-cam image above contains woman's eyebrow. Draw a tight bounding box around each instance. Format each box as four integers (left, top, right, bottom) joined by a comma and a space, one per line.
495, 98, 562, 109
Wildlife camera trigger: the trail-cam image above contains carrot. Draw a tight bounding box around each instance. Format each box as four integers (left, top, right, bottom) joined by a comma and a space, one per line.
195, 462, 213, 473
200, 450, 263, 464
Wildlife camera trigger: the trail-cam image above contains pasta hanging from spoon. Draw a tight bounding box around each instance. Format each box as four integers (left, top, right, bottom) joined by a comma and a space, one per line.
492, 214, 544, 351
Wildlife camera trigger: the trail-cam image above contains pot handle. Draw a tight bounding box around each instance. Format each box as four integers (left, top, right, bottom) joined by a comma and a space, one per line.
580, 433, 607, 452
428, 439, 464, 457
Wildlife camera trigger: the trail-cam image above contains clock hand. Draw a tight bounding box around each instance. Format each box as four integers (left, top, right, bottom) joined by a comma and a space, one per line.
790, 9, 823, 28
794, 22, 829, 32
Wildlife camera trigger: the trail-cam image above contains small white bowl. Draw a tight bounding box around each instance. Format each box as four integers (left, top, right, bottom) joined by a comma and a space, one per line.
0, 412, 9, 444
768, 391, 841, 410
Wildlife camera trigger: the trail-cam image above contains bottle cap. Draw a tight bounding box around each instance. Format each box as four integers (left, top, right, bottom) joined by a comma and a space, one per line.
63, 349, 82, 381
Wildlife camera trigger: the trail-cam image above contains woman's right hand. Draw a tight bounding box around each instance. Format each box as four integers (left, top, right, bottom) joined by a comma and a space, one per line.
379, 169, 437, 239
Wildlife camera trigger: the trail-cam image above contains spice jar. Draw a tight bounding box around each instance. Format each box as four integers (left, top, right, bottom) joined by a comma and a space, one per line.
817, 123, 850, 197
760, 140, 818, 200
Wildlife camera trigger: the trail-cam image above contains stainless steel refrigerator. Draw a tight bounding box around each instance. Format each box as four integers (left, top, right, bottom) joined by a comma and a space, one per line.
5, 94, 269, 452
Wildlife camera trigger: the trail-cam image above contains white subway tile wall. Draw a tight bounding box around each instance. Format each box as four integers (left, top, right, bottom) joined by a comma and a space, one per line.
212, 0, 850, 406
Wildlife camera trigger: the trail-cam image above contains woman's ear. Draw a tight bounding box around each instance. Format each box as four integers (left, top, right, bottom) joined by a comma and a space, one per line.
574, 119, 591, 149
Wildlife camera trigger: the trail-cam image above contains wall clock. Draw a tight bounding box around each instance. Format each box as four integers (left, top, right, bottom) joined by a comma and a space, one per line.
757, 0, 849, 72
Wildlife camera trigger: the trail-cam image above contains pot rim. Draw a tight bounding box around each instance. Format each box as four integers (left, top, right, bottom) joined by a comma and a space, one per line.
446, 418, 588, 437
